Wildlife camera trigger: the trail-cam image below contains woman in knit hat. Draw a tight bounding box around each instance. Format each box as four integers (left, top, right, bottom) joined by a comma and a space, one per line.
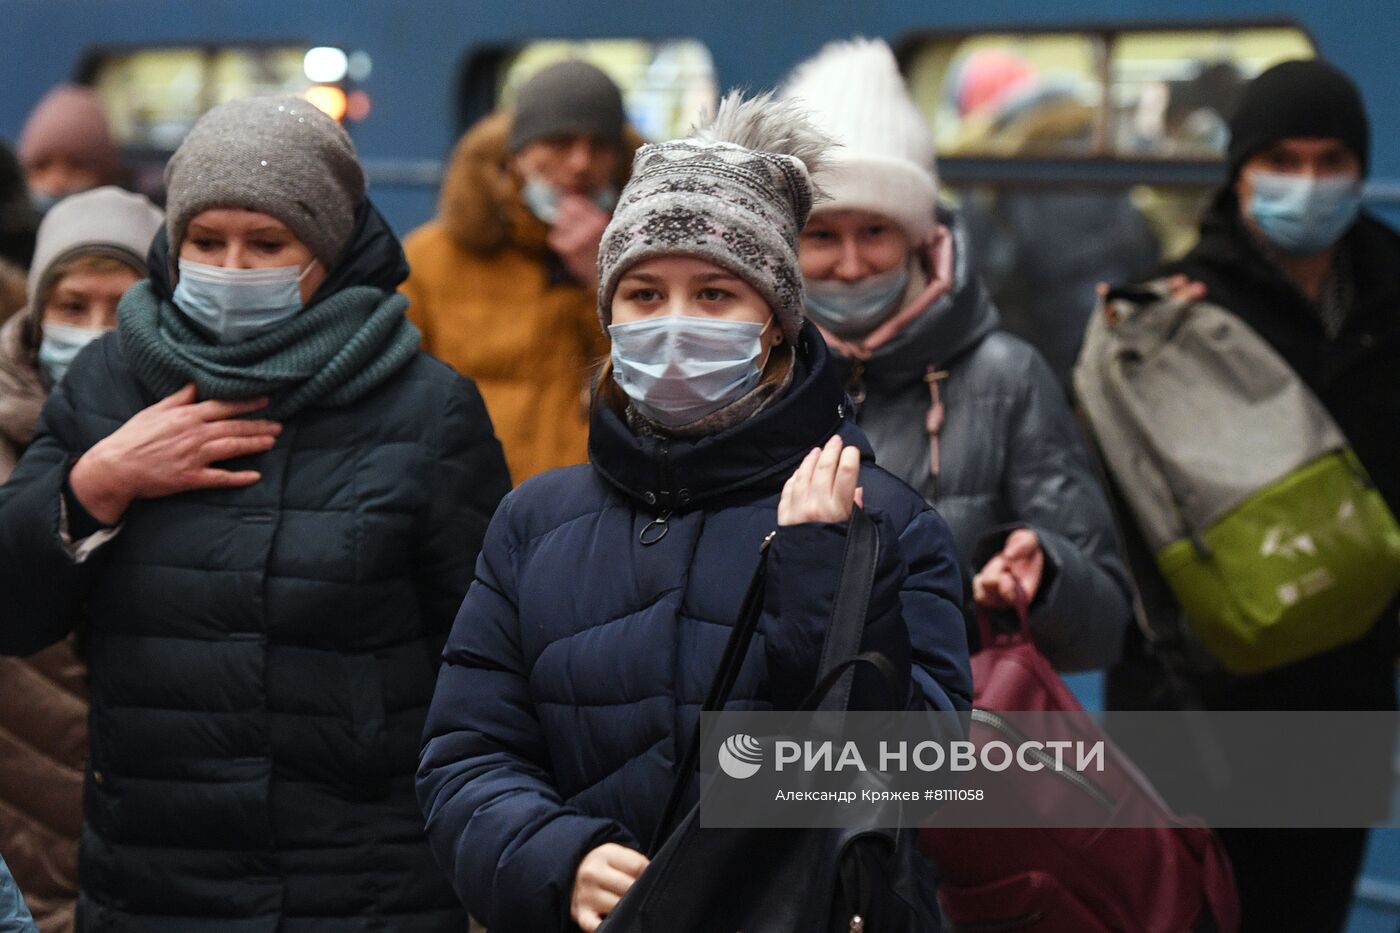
418, 91, 971, 933
780, 38, 1131, 674
0, 185, 161, 933
0, 95, 510, 931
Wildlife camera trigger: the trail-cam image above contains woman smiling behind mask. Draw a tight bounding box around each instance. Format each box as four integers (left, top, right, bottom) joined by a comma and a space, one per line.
418, 92, 972, 933
0, 95, 510, 931
782, 39, 1130, 672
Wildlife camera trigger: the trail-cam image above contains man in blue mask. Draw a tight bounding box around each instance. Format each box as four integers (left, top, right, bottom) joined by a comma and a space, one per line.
1102, 59, 1400, 933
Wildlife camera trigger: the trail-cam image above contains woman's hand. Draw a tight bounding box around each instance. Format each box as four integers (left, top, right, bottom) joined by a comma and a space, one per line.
69, 383, 282, 525
972, 529, 1044, 610
778, 434, 863, 526
570, 843, 649, 932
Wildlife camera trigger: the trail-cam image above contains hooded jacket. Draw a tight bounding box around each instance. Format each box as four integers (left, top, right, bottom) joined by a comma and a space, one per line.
836, 211, 1130, 672
0, 202, 512, 932
1105, 193, 1400, 716
418, 326, 972, 932
402, 111, 642, 485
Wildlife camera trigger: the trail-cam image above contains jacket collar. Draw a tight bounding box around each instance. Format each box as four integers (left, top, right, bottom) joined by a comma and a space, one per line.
588, 321, 866, 510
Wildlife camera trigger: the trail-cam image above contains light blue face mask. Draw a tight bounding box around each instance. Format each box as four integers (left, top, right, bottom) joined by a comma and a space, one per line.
1248, 171, 1363, 256
608, 315, 770, 429
38, 321, 107, 384
803, 264, 910, 338
173, 258, 315, 345
521, 178, 620, 225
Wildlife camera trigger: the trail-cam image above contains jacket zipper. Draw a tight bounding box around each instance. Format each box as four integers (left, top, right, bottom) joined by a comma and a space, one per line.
971, 709, 1116, 812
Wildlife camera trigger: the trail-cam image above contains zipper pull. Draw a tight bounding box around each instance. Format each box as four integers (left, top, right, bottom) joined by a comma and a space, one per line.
640, 510, 672, 546
760, 530, 776, 554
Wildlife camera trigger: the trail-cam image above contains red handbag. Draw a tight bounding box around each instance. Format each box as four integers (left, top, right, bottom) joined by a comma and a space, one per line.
919, 603, 1240, 933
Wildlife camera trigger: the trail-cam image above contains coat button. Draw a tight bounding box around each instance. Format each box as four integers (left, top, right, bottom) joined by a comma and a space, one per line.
1360, 333, 1376, 349
644, 491, 657, 505
93, 770, 104, 785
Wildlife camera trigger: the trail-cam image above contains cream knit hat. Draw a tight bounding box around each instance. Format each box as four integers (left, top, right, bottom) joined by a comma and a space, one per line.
780, 38, 938, 243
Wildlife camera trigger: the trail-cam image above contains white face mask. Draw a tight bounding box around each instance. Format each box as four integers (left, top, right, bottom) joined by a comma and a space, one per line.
803, 264, 910, 338
521, 177, 620, 225
38, 321, 108, 384
173, 258, 317, 344
608, 315, 773, 429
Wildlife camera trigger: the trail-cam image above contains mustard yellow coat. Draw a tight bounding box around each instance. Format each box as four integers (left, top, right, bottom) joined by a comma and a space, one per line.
403, 112, 639, 485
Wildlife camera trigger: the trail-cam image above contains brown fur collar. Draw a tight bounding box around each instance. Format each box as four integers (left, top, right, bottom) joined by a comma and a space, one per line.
438, 110, 645, 256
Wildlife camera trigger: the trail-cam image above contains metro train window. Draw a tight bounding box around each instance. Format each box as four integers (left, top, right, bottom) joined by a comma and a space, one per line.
88, 46, 317, 151
902, 25, 1314, 160
1110, 28, 1315, 159
904, 33, 1103, 158
493, 39, 718, 141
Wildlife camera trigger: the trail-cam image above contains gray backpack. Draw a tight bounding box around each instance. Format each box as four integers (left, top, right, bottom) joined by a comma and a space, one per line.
1073, 280, 1400, 674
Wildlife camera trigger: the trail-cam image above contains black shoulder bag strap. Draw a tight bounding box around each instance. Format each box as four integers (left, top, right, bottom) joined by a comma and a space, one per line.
648, 508, 888, 854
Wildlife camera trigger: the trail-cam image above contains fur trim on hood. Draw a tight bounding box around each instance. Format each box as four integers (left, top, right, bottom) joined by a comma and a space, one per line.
438, 110, 644, 255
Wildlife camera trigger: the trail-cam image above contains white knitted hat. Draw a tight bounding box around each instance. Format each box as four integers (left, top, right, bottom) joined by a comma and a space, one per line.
780, 38, 938, 242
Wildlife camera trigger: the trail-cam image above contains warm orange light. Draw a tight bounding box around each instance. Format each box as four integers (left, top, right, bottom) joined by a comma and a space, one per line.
303, 85, 348, 122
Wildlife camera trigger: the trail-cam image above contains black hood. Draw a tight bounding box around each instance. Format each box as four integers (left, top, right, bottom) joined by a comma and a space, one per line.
589, 321, 868, 511
146, 197, 410, 301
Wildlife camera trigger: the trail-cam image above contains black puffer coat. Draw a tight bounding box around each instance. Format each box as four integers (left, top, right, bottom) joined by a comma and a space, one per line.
0, 205, 511, 931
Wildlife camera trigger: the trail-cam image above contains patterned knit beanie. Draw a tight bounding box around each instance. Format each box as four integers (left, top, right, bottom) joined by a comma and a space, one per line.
164, 95, 365, 266
780, 38, 938, 243
597, 91, 830, 344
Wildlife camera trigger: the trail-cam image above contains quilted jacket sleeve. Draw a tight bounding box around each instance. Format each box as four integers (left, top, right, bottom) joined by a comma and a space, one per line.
986, 349, 1131, 671
762, 495, 973, 715
416, 375, 511, 637
418, 492, 639, 933
0, 377, 110, 657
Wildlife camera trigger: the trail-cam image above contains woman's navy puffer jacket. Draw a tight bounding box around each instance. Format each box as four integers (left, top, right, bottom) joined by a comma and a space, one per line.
418, 325, 972, 933
0, 206, 511, 932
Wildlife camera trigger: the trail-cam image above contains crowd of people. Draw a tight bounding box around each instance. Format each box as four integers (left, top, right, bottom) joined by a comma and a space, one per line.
0, 36, 1393, 933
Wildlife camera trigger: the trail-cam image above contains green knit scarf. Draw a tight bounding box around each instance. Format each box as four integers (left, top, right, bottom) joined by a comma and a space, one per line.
117, 280, 421, 420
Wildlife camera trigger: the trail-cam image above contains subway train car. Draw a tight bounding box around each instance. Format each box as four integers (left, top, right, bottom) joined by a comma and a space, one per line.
1, 1, 1398, 929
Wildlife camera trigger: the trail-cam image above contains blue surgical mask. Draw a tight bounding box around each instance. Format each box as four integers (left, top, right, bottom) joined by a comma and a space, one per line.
173, 258, 316, 344
1248, 171, 1363, 256
38, 321, 107, 385
608, 315, 771, 429
804, 264, 910, 338
29, 191, 61, 217
521, 178, 620, 225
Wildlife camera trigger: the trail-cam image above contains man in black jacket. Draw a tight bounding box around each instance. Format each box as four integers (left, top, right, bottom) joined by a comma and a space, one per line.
1104, 59, 1400, 932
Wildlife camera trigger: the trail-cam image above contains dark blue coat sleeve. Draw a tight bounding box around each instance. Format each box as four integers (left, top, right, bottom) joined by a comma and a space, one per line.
761, 496, 972, 714
417, 492, 639, 933
0, 377, 109, 656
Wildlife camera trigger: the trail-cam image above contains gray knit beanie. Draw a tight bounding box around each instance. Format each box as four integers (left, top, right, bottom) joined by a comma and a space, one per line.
164, 95, 365, 266
597, 91, 830, 344
508, 60, 626, 153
